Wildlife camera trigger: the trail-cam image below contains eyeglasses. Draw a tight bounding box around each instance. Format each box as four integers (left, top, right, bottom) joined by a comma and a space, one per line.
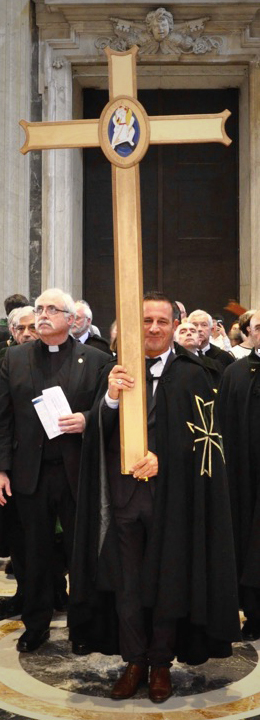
34, 305, 69, 316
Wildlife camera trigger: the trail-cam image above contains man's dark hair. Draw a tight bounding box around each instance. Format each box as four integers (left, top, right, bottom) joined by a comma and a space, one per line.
4, 294, 29, 316
143, 290, 175, 320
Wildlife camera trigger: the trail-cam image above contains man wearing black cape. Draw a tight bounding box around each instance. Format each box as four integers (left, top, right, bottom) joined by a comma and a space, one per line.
69, 291, 240, 703
217, 309, 260, 641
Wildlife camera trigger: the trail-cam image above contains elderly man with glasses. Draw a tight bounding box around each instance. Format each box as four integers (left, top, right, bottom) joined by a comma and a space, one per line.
0, 288, 110, 653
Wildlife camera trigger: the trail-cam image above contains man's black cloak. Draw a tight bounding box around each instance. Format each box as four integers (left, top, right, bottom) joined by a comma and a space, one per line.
69, 352, 240, 663
217, 350, 260, 611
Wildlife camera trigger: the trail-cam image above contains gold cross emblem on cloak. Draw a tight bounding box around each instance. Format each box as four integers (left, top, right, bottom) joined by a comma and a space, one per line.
20, 47, 231, 474
187, 395, 225, 477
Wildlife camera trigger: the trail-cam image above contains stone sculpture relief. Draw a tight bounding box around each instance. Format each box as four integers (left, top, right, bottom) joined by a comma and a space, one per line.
95, 7, 223, 57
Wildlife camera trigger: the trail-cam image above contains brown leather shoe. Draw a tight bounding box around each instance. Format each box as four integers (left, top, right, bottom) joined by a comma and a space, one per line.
149, 666, 172, 703
111, 663, 148, 700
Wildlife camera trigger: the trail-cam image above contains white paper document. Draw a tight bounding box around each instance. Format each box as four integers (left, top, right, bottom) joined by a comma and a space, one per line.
32, 386, 72, 439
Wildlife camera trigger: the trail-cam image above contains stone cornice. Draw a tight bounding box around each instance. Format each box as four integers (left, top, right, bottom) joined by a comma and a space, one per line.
35, 2, 260, 24
34, 1, 260, 69
39, 1, 260, 7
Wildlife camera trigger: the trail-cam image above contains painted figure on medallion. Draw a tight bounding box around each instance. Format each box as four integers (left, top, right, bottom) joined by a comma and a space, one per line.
108, 105, 140, 158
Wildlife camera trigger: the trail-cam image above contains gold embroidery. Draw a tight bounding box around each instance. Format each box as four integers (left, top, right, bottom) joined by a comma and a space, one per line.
187, 395, 225, 477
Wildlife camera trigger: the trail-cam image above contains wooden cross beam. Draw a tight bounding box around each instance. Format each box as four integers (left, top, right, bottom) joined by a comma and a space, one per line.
20, 46, 231, 474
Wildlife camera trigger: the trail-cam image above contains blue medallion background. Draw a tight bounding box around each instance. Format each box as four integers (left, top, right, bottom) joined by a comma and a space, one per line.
108, 111, 140, 158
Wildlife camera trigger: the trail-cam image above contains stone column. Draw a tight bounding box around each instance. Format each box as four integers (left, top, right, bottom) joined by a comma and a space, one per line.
41, 52, 82, 296
249, 58, 260, 309
0, 0, 31, 313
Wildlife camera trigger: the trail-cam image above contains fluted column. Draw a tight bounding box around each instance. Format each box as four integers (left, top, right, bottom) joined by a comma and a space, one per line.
0, 0, 31, 312
41, 53, 82, 296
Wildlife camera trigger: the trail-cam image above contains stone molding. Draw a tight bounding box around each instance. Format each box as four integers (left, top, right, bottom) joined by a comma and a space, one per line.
35, 2, 260, 68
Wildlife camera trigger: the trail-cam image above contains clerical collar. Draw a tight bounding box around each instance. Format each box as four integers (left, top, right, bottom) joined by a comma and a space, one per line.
255, 349, 260, 358
41, 337, 72, 353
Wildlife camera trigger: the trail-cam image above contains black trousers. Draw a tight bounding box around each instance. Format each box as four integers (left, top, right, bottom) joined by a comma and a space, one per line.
15, 461, 75, 632
114, 481, 176, 667
3, 497, 25, 593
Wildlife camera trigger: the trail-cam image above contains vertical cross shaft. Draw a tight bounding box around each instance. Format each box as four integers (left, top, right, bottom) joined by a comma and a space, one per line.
107, 47, 148, 472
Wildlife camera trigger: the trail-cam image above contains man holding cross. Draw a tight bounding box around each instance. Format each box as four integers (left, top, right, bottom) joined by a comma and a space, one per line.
70, 291, 240, 703
20, 46, 239, 695
19, 44, 232, 477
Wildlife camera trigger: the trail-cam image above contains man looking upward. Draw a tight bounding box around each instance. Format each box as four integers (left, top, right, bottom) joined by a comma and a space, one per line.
175, 321, 199, 354
0, 288, 110, 653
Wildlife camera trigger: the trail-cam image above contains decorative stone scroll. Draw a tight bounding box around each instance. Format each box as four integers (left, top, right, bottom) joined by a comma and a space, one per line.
95, 7, 223, 57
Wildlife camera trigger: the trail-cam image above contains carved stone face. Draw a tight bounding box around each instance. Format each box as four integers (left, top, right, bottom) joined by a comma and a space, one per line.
151, 15, 170, 41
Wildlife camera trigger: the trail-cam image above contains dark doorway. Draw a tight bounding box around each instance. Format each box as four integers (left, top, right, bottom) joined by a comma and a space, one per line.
83, 88, 239, 338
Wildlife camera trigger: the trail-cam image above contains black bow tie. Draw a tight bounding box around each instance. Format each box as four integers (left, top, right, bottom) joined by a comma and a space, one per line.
145, 357, 161, 382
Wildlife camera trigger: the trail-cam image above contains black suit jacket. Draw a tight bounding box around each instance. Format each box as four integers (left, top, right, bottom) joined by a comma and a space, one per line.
204, 343, 234, 371
83, 334, 111, 355
0, 339, 110, 497
174, 342, 221, 389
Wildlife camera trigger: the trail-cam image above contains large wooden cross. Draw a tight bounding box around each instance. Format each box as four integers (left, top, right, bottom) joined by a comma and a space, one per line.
20, 46, 231, 474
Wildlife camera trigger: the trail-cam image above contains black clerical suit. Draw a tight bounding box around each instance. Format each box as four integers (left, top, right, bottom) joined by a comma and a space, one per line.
0, 337, 110, 632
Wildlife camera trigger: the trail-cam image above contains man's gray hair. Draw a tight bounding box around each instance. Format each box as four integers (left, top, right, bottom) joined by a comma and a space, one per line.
7, 308, 20, 329
187, 309, 213, 329
35, 288, 76, 317
13, 306, 35, 325
76, 300, 93, 323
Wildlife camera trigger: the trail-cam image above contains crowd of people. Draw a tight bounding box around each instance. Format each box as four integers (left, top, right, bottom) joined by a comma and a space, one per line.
0, 289, 259, 703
